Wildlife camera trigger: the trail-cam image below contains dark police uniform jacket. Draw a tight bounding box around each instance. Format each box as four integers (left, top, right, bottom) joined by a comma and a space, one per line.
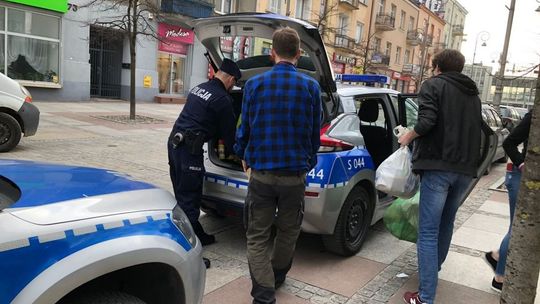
170, 78, 236, 154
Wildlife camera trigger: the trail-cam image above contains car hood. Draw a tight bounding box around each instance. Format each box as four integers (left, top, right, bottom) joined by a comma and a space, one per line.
0, 159, 175, 224
0, 72, 26, 101
192, 13, 336, 93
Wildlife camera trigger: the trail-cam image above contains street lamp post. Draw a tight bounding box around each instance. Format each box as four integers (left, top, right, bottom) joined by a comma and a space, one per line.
472, 31, 490, 65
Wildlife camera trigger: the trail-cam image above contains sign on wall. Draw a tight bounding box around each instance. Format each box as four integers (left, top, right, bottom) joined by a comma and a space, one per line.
158, 23, 194, 55
5, 0, 68, 13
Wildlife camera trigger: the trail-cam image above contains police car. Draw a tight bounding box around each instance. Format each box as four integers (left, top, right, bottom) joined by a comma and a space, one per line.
194, 13, 497, 256
0, 160, 205, 304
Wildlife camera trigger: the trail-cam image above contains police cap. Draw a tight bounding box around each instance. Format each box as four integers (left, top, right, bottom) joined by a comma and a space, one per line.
220, 58, 242, 80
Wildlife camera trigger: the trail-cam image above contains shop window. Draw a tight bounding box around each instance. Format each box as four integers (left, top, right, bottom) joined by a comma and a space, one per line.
1, 6, 61, 84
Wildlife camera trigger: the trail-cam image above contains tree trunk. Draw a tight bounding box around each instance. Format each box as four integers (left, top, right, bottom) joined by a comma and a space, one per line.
500, 68, 540, 304
129, 0, 138, 120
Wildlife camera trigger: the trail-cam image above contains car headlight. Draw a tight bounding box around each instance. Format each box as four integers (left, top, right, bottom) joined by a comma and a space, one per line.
172, 205, 197, 248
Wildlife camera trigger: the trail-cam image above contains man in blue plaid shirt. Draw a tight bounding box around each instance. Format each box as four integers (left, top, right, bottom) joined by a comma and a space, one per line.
234, 27, 321, 304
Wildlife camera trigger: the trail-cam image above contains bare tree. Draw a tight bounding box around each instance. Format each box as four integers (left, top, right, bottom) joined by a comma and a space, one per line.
311, 0, 341, 43
501, 66, 540, 304
83, 0, 160, 120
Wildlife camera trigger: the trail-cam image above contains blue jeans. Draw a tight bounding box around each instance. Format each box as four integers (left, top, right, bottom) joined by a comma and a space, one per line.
496, 167, 521, 276
417, 170, 473, 304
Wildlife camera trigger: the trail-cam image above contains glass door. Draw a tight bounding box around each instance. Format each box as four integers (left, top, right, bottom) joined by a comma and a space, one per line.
158, 52, 185, 94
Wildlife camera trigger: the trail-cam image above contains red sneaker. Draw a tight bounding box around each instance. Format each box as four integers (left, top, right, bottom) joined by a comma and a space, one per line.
403, 291, 427, 304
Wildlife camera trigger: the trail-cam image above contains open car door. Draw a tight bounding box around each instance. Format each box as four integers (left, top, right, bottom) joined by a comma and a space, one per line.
396, 94, 498, 205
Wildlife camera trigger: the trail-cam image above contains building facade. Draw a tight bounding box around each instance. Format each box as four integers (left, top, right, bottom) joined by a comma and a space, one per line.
462, 64, 493, 102
422, 0, 466, 51
1, 0, 214, 102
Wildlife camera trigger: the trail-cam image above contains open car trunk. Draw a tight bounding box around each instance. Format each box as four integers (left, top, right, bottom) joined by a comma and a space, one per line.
207, 88, 338, 171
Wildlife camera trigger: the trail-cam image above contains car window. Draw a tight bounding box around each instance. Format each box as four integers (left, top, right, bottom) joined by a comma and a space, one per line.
329, 114, 361, 135
355, 96, 388, 130
482, 109, 496, 128
490, 109, 503, 127
390, 95, 418, 129
221, 36, 315, 71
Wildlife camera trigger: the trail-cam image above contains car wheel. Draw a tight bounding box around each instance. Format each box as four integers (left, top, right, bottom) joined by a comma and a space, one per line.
322, 185, 374, 256
0, 113, 22, 152
67, 291, 146, 304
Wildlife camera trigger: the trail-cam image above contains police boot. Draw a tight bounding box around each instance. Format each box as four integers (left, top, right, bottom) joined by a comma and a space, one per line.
192, 221, 216, 246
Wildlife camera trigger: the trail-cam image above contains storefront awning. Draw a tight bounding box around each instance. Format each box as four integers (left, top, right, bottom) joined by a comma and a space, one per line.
4, 0, 68, 13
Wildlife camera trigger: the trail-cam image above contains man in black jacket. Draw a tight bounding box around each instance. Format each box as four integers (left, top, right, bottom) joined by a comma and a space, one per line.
398, 49, 482, 304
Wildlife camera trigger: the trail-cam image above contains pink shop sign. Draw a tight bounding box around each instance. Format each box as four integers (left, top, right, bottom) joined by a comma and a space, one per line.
158, 23, 193, 55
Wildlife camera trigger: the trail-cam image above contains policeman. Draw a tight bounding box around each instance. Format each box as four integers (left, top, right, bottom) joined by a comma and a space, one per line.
168, 58, 241, 247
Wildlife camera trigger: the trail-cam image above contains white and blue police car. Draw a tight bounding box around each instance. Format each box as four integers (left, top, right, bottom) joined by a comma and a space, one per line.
0, 159, 205, 304
194, 13, 497, 256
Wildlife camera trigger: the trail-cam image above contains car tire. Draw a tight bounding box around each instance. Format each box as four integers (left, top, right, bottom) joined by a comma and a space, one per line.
0, 112, 22, 153
322, 185, 374, 257
69, 291, 146, 304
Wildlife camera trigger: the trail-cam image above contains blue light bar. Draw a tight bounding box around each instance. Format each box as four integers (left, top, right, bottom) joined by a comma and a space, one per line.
335, 74, 390, 84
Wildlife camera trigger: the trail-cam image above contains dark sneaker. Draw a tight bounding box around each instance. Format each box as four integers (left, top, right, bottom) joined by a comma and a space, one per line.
484, 251, 498, 272
403, 291, 427, 304
491, 278, 503, 293
192, 221, 216, 246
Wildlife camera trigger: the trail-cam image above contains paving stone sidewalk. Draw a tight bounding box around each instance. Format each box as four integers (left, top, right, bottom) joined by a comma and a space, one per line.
4, 101, 538, 304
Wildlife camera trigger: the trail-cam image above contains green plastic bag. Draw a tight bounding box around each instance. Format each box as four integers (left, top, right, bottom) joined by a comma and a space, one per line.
383, 191, 420, 243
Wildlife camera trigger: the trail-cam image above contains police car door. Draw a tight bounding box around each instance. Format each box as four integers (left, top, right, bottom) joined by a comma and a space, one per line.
393, 94, 498, 206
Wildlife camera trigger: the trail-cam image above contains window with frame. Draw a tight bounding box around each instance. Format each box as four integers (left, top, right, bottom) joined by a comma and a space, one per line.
400, 10, 406, 29
0, 6, 61, 83
355, 22, 364, 43
408, 16, 415, 31
359, 0, 368, 4
269, 0, 281, 13
390, 4, 397, 18
385, 42, 392, 57
338, 14, 349, 36
404, 49, 410, 64
295, 0, 311, 20
214, 0, 232, 14
377, 0, 385, 14
374, 37, 382, 52
395, 46, 401, 64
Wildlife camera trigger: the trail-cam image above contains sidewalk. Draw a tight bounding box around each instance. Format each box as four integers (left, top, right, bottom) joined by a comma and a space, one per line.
5, 101, 538, 304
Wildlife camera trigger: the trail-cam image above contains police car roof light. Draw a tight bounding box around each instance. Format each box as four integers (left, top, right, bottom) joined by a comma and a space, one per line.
335, 74, 389, 84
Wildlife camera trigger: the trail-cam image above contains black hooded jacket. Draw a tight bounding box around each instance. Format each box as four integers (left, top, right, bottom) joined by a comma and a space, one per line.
412, 71, 482, 176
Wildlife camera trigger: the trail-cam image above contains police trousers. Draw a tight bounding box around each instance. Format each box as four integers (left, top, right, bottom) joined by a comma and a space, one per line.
168, 142, 204, 224
245, 170, 306, 304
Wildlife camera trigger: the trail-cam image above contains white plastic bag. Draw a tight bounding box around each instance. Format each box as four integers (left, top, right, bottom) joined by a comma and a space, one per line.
375, 146, 419, 199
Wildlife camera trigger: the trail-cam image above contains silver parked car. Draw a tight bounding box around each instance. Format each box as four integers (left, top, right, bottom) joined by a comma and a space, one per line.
0, 72, 39, 152
194, 13, 498, 256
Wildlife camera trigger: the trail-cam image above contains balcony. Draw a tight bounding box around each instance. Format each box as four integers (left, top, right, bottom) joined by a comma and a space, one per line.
334, 34, 357, 50
406, 30, 422, 46
452, 25, 464, 36
375, 13, 395, 31
161, 0, 214, 18
371, 52, 391, 67
339, 0, 360, 10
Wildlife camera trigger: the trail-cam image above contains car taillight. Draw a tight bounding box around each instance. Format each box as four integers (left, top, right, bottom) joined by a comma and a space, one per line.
24, 96, 32, 103
20, 84, 32, 103
318, 123, 354, 153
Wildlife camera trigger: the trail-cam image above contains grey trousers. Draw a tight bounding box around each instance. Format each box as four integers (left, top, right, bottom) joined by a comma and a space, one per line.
245, 170, 306, 304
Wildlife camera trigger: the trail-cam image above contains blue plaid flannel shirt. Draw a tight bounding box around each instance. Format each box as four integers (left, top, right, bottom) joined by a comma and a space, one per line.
234, 62, 322, 172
